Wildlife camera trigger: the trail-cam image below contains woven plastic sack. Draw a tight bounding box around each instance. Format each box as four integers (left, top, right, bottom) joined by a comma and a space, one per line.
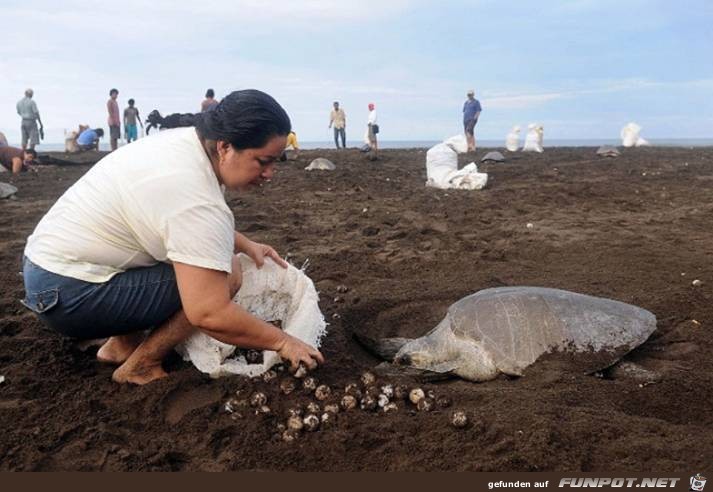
425, 135, 487, 190
505, 125, 521, 152
523, 124, 544, 152
176, 254, 327, 378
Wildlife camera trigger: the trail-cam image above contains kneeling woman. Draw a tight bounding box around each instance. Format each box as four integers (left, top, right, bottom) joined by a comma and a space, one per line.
22, 90, 323, 385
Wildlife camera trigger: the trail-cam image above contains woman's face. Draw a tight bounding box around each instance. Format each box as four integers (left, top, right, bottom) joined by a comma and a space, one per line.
215, 135, 287, 190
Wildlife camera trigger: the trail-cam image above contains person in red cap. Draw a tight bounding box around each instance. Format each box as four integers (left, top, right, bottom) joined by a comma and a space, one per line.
367, 103, 378, 159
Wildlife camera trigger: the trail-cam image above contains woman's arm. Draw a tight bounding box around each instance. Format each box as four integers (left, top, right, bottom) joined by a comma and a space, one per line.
234, 231, 288, 268
174, 261, 323, 369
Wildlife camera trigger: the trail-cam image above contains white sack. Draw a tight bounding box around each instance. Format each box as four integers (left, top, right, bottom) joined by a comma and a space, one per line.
425, 136, 488, 190
523, 124, 544, 153
176, 254, 327, 378
505, 126, 521, 152
621, 122, 650, 147
65, 131, 80, 153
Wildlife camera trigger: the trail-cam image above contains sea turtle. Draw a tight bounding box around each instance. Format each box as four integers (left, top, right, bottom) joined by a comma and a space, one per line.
480, 151, 506, 163
0, 182, 18, 199
358, 287, 656, 382
305, 158, 336, 171
596, 145, 621, 158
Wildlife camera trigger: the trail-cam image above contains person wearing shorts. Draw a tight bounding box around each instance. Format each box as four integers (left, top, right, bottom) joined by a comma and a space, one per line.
123, 99, 143, 143
107, 88, 121, 151
463, 89, 482, 152
23, 90, 323, 386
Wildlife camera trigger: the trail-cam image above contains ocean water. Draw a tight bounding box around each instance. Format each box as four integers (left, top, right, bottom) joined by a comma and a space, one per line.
26, 138, 713, 152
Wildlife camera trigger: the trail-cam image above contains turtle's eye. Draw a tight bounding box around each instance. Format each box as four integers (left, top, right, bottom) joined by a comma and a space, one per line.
395, 354, 412, 366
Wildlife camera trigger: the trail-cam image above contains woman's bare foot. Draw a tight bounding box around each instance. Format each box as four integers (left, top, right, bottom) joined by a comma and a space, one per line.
112, 358, 168, 385
97, 334, 144, 364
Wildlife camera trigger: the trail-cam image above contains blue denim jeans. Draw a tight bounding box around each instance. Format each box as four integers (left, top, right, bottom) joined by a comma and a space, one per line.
333, 127, 346, 149
22, 257, 181, 339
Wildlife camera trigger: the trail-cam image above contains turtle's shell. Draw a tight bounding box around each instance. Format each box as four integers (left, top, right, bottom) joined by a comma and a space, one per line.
480, 151, 505, 163
305, 158, 336, 171
446, 287, 656, 375
0, 182, 18, 199
596, 145, 621, 157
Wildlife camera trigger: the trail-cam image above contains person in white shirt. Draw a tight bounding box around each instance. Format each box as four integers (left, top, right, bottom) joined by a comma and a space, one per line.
22, 89, 324, 385
367, 103, 379, 159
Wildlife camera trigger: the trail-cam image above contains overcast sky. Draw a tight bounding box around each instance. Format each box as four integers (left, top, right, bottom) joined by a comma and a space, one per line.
1, 0, 711, 144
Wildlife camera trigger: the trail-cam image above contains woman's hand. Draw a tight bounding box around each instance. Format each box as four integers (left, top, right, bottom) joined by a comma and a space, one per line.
276, 334, 325, 371
240, 238, 288, 269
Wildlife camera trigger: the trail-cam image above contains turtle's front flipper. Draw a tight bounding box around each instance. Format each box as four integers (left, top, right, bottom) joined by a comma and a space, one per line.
353, 333, 411, 361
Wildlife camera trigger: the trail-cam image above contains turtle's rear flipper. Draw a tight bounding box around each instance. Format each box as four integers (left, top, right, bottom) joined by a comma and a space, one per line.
373, 362, 455, 382
353, 333, 410, 361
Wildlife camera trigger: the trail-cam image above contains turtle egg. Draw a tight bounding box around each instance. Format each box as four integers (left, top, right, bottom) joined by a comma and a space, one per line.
249, 392, 267, 407
693, 279, 703, 287
303, 376, 318, 391
409, 388, 426, 405
321, 412, 335, 426
451, 411, 469, 428
360, 394, 378, 411
341, 395, 358, 410
383, 402, 398, 413
282, 429, 299, 443
377, 394, 390, 408
360, 371, 377, 386
224, 397, 247, 414
262, 370, 278, 383
344, 383, 363, 399
303, 414, 320, 432
394, 385, 408, 400
280, 379, 296, 395
294, 363, 308, 379
306, 402, 321, 414
255, 405, 271, 415
287, 415, 304, 431
286, 407, 303, 418
380, 384, 394, 398
324, 403, 340, 414
417, 398, 434, 412
315, 384, 332, 401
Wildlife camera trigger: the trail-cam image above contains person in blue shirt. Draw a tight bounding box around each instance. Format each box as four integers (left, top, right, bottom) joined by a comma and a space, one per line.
76, 128, 104, 151
463, 89, 482, 152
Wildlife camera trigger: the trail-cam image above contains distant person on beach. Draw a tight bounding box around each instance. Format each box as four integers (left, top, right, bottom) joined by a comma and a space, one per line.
124, 99, 143, 143
75, 128, 104, 151
463, 89, 482, 152
22, 89, 323, 385
0, 146, 37, 174
367, 102, 378, 159
16, 89, 43, 151
107, 89, 121, 151
284, 130, 300, 160
201, 89, 220, 112
0, 131, 8, 147
329, 101, 346, 149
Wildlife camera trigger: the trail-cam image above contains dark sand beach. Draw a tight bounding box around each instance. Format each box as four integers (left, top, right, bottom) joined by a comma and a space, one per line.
1, 146, 713, 471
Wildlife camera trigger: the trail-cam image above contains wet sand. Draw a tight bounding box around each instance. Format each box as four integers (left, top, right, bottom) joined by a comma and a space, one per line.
1, 146, 712, 471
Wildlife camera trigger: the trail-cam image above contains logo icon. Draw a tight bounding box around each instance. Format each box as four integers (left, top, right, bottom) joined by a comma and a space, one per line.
690, 474, 707, 492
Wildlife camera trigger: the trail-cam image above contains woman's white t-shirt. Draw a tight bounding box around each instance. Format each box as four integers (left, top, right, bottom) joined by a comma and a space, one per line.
25, 127, 235, 283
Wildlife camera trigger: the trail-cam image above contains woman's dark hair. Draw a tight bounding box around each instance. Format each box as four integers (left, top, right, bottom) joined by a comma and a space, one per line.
194, 89, 291, 150
95, 128, 105, 137
206, 89, 215, 98
109, 88, 118, 96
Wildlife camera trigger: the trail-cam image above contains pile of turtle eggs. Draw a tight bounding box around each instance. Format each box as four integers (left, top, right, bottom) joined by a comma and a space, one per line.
222, 365, 470, 443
